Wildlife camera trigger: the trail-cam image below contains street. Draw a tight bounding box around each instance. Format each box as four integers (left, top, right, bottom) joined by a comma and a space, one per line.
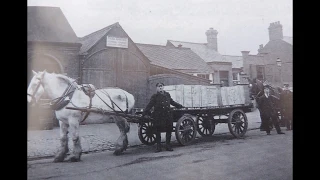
28, 129, 292, 180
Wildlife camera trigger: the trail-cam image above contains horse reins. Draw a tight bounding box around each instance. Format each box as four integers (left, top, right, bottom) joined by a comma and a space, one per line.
96, 89, 129, 114
27, 77, 44, 103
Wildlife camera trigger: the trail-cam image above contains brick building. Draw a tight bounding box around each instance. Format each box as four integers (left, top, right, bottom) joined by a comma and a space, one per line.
28, 6, 82, 129
136, 43, 212, 99
166, 28, 242, 86
77, 23, 210, 108
241, 21, 293, 87
28, 6, 81, 82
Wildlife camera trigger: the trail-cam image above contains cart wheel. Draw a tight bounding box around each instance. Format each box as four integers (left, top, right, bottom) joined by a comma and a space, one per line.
175, 114, 197, 145
196, 116, 215, 137
138, 122, 156, 145
228, 109, 248, 138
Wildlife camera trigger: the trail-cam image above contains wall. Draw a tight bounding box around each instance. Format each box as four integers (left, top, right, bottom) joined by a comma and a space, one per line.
27, 41, 81, 129
28, 42, 81, 81
242, 40, 292, 87
207, 62, 233, 86
260, 40, 293, 86
81, 26, 150, 108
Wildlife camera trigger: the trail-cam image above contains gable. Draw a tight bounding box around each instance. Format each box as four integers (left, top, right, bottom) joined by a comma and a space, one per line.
28, 6, 78, 43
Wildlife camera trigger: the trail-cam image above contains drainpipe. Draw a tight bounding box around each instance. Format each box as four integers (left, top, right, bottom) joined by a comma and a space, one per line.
79, 53, 87, 84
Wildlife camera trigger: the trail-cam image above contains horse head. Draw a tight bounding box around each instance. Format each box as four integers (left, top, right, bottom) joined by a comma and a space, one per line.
27, 70, 46, 105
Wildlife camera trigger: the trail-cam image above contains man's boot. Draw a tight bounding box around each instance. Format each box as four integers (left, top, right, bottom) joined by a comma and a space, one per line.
165, 132, 173, 151
155, 143, 162, 153
155, 132, 162, 153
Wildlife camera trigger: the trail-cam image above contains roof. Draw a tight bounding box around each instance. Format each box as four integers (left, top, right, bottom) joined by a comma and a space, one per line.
282, 36, 293, 45
28, 6, 78, 43
77, 23, 118, 54
167, 40, 224, 62
221, 55, 243, 69
136, 43, 212, 73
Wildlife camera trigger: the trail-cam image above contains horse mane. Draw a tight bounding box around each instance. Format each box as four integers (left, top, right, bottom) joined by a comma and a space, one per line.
50, 72, 77, 85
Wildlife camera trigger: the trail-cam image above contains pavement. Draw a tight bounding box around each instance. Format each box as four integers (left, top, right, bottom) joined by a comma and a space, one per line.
27, 109, 276, 161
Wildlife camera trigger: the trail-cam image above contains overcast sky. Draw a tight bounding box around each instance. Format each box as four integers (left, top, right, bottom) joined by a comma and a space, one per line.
28, 0, 292, 56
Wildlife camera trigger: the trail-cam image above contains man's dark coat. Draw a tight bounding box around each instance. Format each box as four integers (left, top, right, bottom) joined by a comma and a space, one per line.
143, 91, 183, 130
258, 94, 277, 117
280, 90, 293, 118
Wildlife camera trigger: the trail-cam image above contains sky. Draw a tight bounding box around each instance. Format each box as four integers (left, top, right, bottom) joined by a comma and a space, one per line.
27, 0, 292, 56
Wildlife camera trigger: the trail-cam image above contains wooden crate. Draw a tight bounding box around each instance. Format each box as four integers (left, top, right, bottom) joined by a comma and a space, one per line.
164, 84, 250, 108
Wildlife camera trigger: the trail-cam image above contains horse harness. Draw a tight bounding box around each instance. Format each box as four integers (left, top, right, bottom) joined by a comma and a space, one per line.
27, 75, 45, 103
28, 74, 129, 123
79, 87, 130, 123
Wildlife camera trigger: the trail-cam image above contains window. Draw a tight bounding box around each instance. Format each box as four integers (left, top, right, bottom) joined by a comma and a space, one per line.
219, 71, 229, 86
256, 65, 265, 81
233, 73, 239, 81
196, 74, 210, 80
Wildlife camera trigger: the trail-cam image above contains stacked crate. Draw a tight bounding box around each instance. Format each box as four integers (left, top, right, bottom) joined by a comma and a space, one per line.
164, 84, 251, 108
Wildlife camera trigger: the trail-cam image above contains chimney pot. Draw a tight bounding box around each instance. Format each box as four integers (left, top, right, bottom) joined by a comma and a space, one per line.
205, 27, 218, 51
268, 21, 283, 40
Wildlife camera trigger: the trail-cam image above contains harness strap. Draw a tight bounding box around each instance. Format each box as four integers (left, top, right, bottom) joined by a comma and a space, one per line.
122, 91, 129, 114
100, 90, 126, 114
49, 82, 77, 110
94, 91, 117, 112
100, 90, 115, 110
80, 96, 93, 123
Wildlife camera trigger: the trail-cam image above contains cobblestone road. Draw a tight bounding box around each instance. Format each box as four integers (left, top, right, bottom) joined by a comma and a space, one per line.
28, 109, 264, 160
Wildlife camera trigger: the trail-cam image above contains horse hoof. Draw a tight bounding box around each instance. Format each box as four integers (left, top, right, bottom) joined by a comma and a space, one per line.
68, 156, 80, 162
113, 149, 122, 156
53, 158, 63, 163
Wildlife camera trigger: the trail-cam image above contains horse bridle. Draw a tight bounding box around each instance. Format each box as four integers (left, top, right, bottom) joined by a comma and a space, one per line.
27, 76, 44, 103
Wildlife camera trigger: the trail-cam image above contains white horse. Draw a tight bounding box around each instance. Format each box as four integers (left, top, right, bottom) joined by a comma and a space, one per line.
27, 70, 135, 162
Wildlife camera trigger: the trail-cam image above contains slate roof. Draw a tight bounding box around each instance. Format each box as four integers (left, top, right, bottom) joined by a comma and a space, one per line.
28, 6, 78, 43
282, 36, 293, 45
167, 40, 224, 62
77, 22, 119, 54
221, 55, 243, 69
136, 43, 212, 73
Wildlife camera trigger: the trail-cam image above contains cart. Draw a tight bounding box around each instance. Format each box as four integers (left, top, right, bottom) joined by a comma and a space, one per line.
66, 84, 253, 146
135, 103, 252, 146
136, 84, 253, 146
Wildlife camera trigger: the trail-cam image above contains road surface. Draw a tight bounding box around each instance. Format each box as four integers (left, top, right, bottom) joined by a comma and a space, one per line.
28, 129, 292, 180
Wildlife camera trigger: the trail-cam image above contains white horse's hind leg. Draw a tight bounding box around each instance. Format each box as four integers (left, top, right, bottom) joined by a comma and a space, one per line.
53, 121, 69, 162
113, 116, 130, 156
67, 118, 82, 162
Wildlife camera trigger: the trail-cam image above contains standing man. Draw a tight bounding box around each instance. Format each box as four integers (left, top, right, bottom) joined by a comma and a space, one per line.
280, 83, 293, 130
142, 82, 184, 152
252, 78, 266, 131
258, 84, 285, 135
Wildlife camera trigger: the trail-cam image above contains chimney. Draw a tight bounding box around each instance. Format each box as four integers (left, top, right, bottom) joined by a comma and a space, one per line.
205, 28, 218, 51
178, 44, 182, 48
241, 51, 250, 57
258, 44, 264, 53
268, 21, 283, 41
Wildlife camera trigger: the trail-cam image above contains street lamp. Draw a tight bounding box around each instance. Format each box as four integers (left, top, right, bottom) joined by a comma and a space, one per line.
276, 58, 282, 86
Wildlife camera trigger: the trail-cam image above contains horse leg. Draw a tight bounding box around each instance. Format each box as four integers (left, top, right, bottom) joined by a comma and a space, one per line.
113, 116, 130, 156
53, 121, 69, 162
67, 118, 82, 162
